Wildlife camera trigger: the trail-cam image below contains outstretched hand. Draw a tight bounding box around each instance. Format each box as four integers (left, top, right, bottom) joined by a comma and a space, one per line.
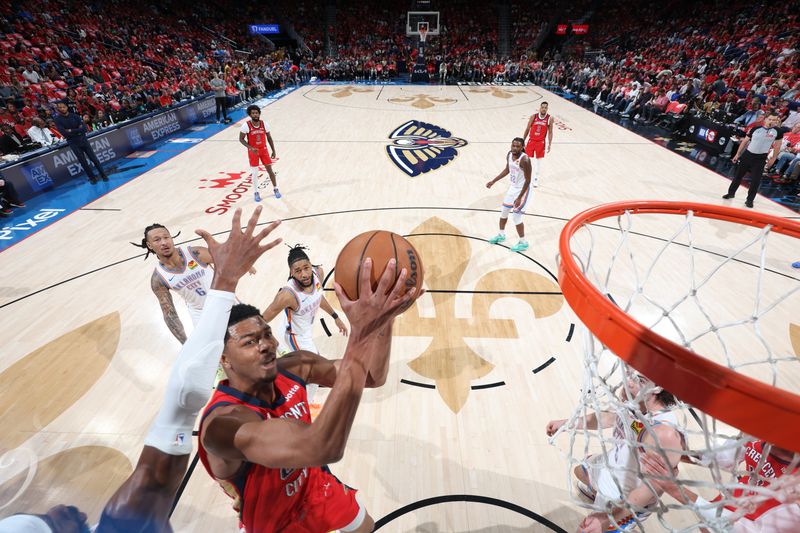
334, 258, 423, 341
197, 206, 282, 292
576, 513, 607, 533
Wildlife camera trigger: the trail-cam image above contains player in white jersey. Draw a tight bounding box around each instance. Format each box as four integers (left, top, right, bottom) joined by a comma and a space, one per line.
261, 245, 347, 403
133, 223, 252, 344
486, 137, 532, 252
546, 372, 685, 532
262, 245, 347, 353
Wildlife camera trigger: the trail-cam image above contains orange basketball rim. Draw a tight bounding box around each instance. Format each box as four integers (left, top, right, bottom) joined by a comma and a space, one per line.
558, 201, 800, 453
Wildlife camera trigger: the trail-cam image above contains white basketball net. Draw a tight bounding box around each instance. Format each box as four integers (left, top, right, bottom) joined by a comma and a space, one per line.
553, 208, 800, 532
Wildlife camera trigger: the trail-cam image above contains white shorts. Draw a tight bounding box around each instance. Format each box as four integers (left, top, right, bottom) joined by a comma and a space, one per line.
502, 186, 531, 214
583, 454, 632, 507
283, 330, 318, 354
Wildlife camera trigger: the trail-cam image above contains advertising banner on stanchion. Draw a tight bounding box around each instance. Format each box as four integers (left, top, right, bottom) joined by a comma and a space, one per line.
0, 95, 216, 200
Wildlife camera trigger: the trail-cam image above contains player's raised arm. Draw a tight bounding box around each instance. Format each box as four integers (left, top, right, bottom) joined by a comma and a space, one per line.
202, 259, 418, 469
151, 271, 187, 344
143, 207, 282, 456
98, 208, 282, 531
192, 245, 257, 274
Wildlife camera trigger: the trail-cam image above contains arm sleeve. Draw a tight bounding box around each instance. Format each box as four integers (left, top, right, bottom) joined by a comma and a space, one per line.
263, 120, 271, 133
143, 289, 235, 455
240, 122, 249, 134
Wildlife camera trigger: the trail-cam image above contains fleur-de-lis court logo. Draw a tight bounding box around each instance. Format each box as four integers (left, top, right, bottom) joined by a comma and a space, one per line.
387, 120, 467, 177
388, 93, 457, 109
467, 87, 527, 99
317, 86, 375, 98
394, 217, 565, 412
0, 314, 133, 516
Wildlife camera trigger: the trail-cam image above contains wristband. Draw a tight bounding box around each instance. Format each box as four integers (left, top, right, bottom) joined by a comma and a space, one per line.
331, 312, 339, 320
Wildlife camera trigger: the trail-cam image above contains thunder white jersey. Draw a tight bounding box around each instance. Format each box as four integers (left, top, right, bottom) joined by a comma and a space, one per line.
282, 268, 323, 352
507, 151, 528, 189
153, 245, 212, 325
592, 409, 683, 503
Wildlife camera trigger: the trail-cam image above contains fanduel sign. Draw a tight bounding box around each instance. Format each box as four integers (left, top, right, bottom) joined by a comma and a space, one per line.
249, 24, 279, 34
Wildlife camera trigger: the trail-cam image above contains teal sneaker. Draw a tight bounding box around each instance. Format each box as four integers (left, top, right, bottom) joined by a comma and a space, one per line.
488, 234, 506, 244
510, 241, 529, 252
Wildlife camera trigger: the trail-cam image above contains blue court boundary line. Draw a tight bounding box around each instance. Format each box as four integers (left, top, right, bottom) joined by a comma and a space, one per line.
0, 86, 300, 252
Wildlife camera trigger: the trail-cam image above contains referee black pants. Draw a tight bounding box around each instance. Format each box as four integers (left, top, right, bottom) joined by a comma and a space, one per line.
728, 151, 768, 204
68, 137, 107, 181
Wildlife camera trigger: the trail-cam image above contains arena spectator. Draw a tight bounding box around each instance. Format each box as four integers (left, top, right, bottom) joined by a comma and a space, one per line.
0, 123, 29, 154
734, 99, 765, 128
26, 117, 56, 146
210, 72, 228, 123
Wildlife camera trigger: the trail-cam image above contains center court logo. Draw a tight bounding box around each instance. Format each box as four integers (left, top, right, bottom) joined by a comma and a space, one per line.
392, 217, 565, 412
386, 120, 467, 177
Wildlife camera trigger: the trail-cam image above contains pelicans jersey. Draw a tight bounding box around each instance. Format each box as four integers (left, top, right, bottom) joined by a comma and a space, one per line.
198, 372, 360, 532
282, 269, 323, 353
525, 113, 550, 159
502, 151, 531, 214
241, 119, 273, 167
719, 440, 795, 521
153, 245, 212, 325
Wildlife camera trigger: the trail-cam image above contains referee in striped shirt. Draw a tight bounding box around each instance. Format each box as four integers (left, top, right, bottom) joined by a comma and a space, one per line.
723, 113, 784, 208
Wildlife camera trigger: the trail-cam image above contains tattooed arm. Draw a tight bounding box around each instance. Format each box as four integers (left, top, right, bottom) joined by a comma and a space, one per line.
151, 271, 187, 344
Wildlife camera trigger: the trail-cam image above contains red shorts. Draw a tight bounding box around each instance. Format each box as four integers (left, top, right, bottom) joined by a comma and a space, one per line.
525, 140, 546, 159
275, 468, 361, 533
248, 149, 272, 167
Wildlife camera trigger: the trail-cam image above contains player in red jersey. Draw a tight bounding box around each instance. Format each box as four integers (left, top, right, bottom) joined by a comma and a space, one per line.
639, 441, 800, 533
239, 105, 280, 202
198, 259, 420, 532
522, 101, 553, 187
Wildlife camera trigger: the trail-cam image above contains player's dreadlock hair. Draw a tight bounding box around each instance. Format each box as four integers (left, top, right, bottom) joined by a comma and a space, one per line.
287, 244, 310, 267
130, 223, 181, 260
225, 303, 263, 342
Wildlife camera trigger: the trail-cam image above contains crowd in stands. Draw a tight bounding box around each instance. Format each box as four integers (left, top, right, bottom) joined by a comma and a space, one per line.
0, 0, 300, 159
2, 0, 798, 190
541, 0, 798, 191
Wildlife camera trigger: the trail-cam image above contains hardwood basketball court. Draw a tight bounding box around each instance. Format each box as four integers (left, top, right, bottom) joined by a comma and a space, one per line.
1, 84, 798, 531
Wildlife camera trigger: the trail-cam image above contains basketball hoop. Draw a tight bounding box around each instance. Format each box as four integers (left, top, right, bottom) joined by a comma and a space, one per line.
554, 201, 800, 531
558, 200, 800, 451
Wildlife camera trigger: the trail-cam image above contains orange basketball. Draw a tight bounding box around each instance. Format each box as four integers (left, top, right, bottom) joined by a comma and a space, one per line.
335, 230, 424, 301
